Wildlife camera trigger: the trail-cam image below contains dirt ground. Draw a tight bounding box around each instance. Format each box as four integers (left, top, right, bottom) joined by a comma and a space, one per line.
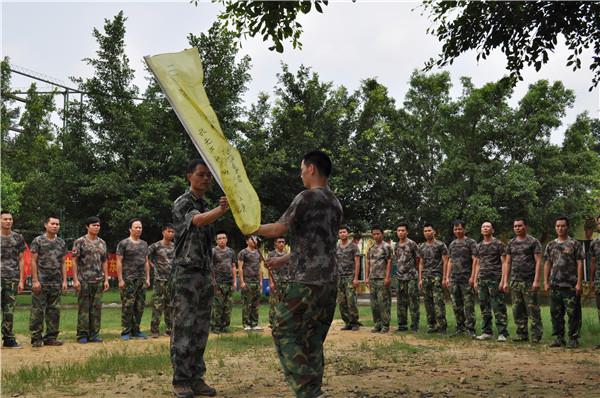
2, 319, 599, 398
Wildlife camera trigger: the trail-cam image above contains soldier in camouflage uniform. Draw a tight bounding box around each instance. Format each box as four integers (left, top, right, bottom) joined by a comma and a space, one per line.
366, 225, 393, 333
148, 224, 175, 337
29, 216, 68, 347
256, 150, 343, 398
238, 236, 263, 331
590, 214, 600, 349
170, 159, 228, 398
474, 221, 508, 341
210, 231, 236, 333
503, 218, 543, 343
1, 211, 27, 348
445, 220, 477, 338
267, 237, 290, 329
418, 223, 448, 334
336, 226, 361, 331
72, 216, 109, 344
394, 223, 420, 332
116, 218, 150, 340
543, 217, 584, 348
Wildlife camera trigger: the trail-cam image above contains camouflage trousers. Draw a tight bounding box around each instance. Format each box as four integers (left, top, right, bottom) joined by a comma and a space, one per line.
211, 282, 233, 330
422, 276, 447, 331
77, 281, 103, 339
242, 282, 260, 328
510, 281, 543, 340
1, 280, 18, 342
121, 278, 146, 336
596, 282, 600, 324
151, 280, 172, 334
549, 288, 581, 341
450, 282, 476, 333
269, 281, 288, 328
30, 285, 61, 343
369, 279, 391, 329
397, 279, 420, 330
337, 276, 359, 327
478, 278, 508, 336
170, 267, 213, 386
272, 282, 337, 398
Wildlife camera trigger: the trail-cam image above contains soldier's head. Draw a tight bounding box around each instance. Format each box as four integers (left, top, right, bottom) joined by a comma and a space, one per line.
480, 221, 494, 238
275, 237, 286, 251
452, 220, 465, 239
584, 219, 595, 239
128, 218, 143, 239
597, 214, 600, 231
162, 223, 175, 242
371, 225, 384, 243
245, 235, 257, 249
554, 216, 569, 238
352, 233, 361, 243
216, 231, 228, 248
513, 218, 528, 237
339, 226, 349, 241
0, 210, 13, 231
85, 216, 101, 237
186, 159, 213, 195
44, 216, 60, 236
423, 223, 435, 241
396, 223, 408, 240
300, 150, 332, 189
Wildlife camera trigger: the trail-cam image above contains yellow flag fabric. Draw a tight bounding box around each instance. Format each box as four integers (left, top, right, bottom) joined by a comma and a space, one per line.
145, 48, 260, 235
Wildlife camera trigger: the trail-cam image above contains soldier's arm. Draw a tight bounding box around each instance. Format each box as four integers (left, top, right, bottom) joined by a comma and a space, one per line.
543, 259, 551, 293
231, 261, 238, 289
256, 223, 288, 239
71, 256, 81, 292
534, 252, 543, 291
144, 256, 151, 287
470, 256, 478, 286
384, 257, 392, 288
576, 259, 583, 295
116, 255, 125, 289
238, 259, 246, 288
30, 252, 41, 294
442, 254, 449, 287
191, 197, 229, 227
502, 255, 511, 291
591, 256, 597, 292
61, 255, 68, 292
417, 257, 423, 290
102, 259, 110, 291
364, 254, 371, 286
18, 251, 26, 293
353, 254, 361, 286
445, 258, 453, 287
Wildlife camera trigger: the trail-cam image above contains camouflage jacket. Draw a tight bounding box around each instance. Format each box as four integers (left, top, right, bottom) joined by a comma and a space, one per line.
368, 242, 392, 279
448, 237, 477, 284
212, 246, 236, 283
0, 231, 27, 282
394, 239, 419, 281
506, 235, 542, 283
148, 241, 175, 282
419, 240, 448, 279
336, 241, 359, 277
268, 249, 290, 283
116, 238, 148, 281
30, 234, 67, 286
238, 248, 261, 282
544, 237, 583, 289
591, 238, 600, 283
72, 236, 107, 283
476, 238, 506, 281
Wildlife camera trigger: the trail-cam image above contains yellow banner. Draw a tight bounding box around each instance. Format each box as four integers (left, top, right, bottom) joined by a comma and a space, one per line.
145, 48, 260, 235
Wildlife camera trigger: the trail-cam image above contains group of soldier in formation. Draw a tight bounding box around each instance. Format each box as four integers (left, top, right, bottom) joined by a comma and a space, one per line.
1, 151, 599, 398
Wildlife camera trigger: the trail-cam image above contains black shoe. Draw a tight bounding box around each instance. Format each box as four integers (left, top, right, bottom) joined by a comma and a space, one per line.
43, 339, 63, 346
512, 336, 529, 342
371, 327, 382, 333
426, 327, 438, 334
450, 330, 464, 338
172, 385, 194, 398
31, 340, 43, 348
410, 327, 419, 333
466, 330, 476, 339
3, 340, 23, 349
351, 324, 360, 331
340, 325, 352, 331
549, 338, 565, 348
566, 339, 578, 349
594, 343, 600, 349
380, 327, 390, 333
191, 380, 217, 397
395, 327, 408, 333
438, 328, 447, 335
531, 336, 542, 344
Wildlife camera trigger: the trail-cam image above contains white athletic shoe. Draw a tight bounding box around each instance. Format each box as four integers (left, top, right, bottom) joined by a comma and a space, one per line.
497, 335, 507, 342
252, 325, 263, 331
476, 333, 493, 341
243, 326, 252, 331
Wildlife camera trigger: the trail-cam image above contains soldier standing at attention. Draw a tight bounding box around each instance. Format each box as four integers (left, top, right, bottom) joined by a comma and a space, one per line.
445, 220, 478, 338
336, 226, 361, 331
255, 150, 343, 398
267, 237, 290, 329
366, 225, 393, 334
418, 223, 448, 334
394, 223, 420, 332
72, 216, 109, 344
589, 214, 600, 349
148, 224, 175, 338
544, 216, 584, 349
116, 218, 150, 340
0, 210, 27, 349
210, 231, 237, 333
170, 159, 228, 398
29, 216, 68, 347
238, 235, 263, 331
473, 221, 508, 342
502, 218, 543, 343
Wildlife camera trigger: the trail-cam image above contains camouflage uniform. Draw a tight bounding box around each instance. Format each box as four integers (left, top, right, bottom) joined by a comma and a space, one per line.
239, 248, 261, 328
591, 239, 600, 329
419, 240, 448, 332
394, 239, 420, 331
544, 237, 583, 342
476, 238, 508, 337
148, 241, 175, 335
1, 231, 26, 344
72, 236, 107, 340
210, 246, 236, 331
335, 241, 360, 328
448, 237, 477, 334
170, 189, 215, 387
29, 234, 67, 344
268, 249, 290, 328
507, 235, 543, 341
368, 242, 392, 330
272, 186, 342, 398
116, 237, 148, 336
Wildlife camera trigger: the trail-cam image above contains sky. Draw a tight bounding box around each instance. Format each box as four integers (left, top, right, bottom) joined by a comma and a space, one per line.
2, 1, 599, 145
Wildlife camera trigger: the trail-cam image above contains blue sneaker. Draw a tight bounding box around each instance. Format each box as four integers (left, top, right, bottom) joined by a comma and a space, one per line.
77, 337, 88, 344
121, 333, 130, 341
89, 336, 103, 343
133, 332, 148, 340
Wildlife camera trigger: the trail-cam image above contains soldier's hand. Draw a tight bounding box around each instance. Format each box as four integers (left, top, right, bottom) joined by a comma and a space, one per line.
384, 277, 391, 288
18, 281, 24, 293
352, 278, 359, 289
418, 280, 423, 291
61, 281, 68, 292
531, 281, 540, 292
103, 280, 110, 292
118, 279, 126, 290
543, 282, 549, 293
240, 282, 247, 290
468, 277, 475, 287
502, 282, 509, 293
269, 281, 275, 293
145, 278, 150, 288
32, 281, 41, 295
575, 282, 582, 296
73, 279, 81, 293
365, 277, 370, 288
473, 281, 479, 291
219, 196, 229, 211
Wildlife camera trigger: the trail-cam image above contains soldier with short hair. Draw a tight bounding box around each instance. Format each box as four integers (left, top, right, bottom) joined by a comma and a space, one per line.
238, 236, 263, 331
366, 225, 393, 333
394, 223, 420, 332
544, 216, 584, 349
590, 214, 600, 349
210, 231, 236, 333
148, 223, 175, 338
72, 216, 109, 344
336, 226, 361, 331
1, 210, 27, 348
267, 237, 289, 329
29, 216, 68, 347
502, 217, 543, 343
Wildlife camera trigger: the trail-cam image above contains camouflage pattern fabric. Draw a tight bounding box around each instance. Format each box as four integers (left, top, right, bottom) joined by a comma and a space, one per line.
422, 276, 447, 331
211, 282, 233, 330
449, 282, 475, 333
212, 246, 236, 283
368, 242, 392, 279
544, 237, 584, 289
242, 282, 261, 327
238, 248, 261, 282
76, 281, 103, 339
120, 278, 146, 335
394, 239, 419, 281
336, 242, 359, 277
337, 276, 359, 327
277, 187, 343, 284
269, 281, 288, 328
1, 231, 26, 282
397, 279, 419, 330
151, 279, 172, 334
30, 234, 67, 286
170, 267, 213, 386
478, 278, 508, 336
272, 282, 337, 398
507, 235, 542, 283
29, 285, 61, 343
1, 281, 18, 342
72, 236, 107, 283
595, 282, 600, 325
116, 238, 148, 282
268, 249, 290, 284
510, 281, 543, 340
148, 241, 175, 282
476, 238, 505, 281
419, 240, 448, 278
448, 237, 477, 284
369, 279, 391, 329
591, 239, 600, 282
550, 288, 581, 341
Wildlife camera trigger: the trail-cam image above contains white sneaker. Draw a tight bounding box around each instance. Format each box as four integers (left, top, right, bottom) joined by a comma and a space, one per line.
497, 335, 507, 342
243, 326, 252, 331
252, 325, 263, 331
476, 333, 493, 340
